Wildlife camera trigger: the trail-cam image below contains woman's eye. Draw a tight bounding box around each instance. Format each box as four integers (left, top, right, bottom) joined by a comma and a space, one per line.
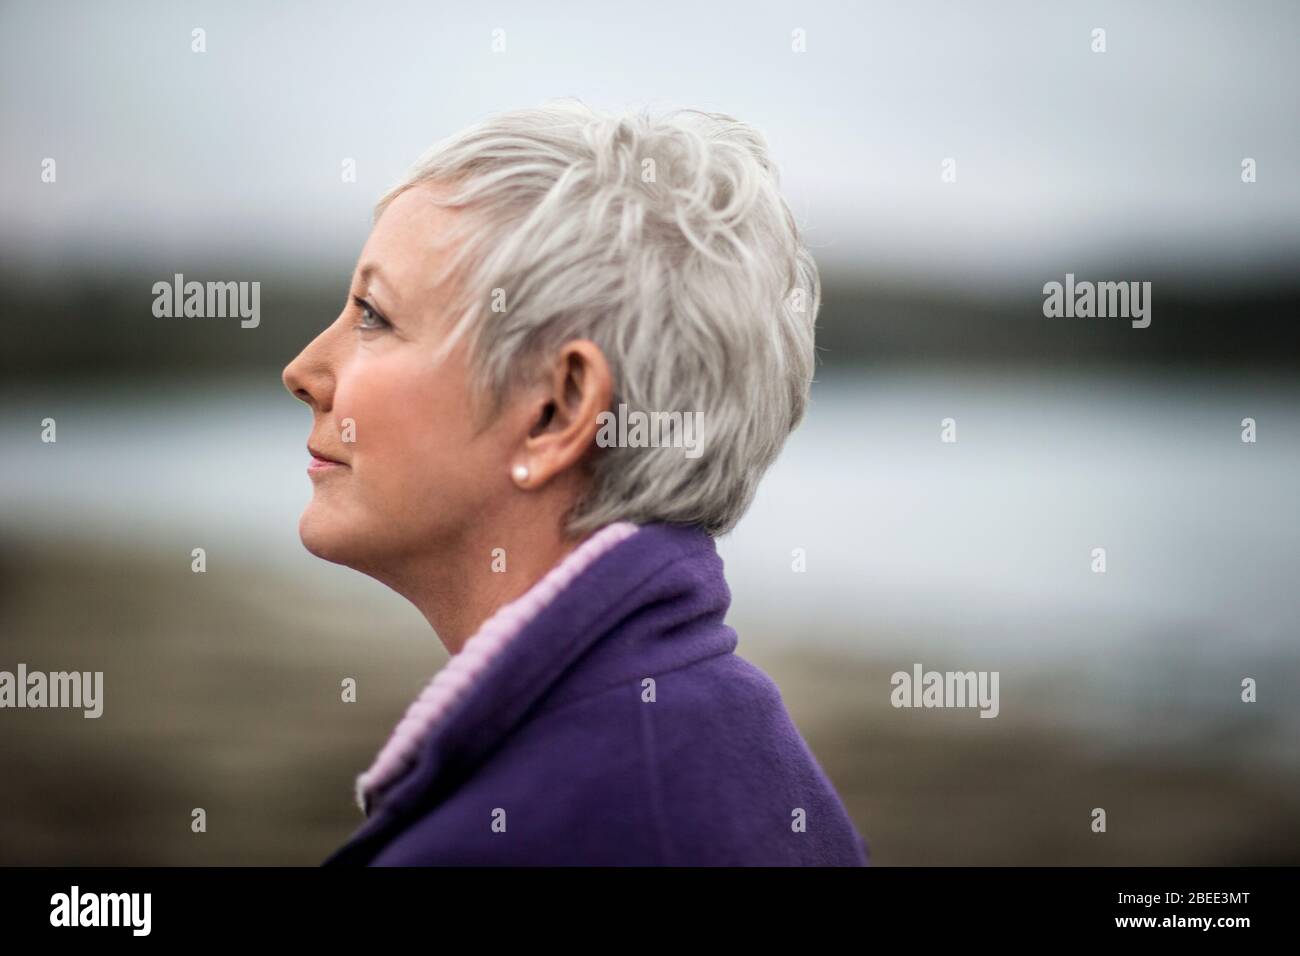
354, 298, 390, 331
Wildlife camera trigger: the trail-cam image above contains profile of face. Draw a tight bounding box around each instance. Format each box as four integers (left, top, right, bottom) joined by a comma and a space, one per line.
281, 184, 511, 576
282, 182, 610, 596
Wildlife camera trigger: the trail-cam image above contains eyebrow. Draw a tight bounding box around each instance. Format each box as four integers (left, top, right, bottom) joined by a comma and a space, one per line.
357, 262, 401, 309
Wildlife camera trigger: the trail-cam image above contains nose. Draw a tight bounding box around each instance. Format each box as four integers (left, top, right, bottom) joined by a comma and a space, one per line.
282, 323, 337, 412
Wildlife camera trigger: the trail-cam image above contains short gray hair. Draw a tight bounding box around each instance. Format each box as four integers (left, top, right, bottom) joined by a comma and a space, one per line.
376, 100, 818, 537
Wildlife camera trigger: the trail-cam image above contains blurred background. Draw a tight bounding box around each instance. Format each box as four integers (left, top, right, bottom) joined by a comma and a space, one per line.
1, 0, 1297, 864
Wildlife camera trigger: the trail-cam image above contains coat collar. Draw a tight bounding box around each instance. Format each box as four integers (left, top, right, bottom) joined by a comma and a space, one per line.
354, 520, 639, 814
322, 520, 734, 865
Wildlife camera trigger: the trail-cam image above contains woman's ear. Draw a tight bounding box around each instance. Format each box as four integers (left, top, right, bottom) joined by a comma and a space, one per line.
514, 340, 612, 488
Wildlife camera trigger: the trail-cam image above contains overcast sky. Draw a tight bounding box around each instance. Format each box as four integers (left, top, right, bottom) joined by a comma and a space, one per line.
2, 0, 1296, 291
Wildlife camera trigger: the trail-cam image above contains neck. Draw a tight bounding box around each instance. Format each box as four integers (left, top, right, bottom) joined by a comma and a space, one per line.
377, 506, 584, 655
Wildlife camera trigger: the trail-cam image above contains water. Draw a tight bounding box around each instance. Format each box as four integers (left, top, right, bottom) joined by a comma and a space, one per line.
726, 368, 1300, 657
3, 367, 1298, 674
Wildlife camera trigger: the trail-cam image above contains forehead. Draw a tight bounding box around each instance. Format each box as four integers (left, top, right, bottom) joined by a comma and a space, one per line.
355, 183, 461, 312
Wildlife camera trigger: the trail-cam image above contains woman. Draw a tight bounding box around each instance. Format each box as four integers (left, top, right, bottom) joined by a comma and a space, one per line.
282, 101, 870, 866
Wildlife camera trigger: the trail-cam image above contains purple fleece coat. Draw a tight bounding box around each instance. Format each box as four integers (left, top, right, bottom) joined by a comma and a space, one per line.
322, 521, 870, 866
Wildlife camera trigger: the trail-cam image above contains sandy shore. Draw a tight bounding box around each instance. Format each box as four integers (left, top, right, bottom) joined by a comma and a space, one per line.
1, 534, 1296, 865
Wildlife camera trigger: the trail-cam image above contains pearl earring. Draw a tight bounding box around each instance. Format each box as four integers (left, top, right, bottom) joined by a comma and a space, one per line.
512, 464, 529, 483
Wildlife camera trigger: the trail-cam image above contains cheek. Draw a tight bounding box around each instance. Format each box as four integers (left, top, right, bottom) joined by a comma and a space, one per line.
334, 351, 481, 506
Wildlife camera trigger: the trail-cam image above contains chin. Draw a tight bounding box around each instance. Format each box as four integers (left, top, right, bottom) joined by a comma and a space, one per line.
298, 508, 355, 567
298, 505, 397, 580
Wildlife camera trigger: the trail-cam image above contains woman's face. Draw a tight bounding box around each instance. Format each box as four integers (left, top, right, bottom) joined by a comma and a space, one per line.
281, 184, 519, 575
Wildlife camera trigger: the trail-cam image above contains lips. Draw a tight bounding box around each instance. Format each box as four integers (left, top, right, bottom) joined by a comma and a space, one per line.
307, 443, 349, 469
